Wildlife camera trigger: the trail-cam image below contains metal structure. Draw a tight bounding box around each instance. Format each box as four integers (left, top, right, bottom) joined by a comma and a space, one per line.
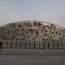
0, 39, 65, 49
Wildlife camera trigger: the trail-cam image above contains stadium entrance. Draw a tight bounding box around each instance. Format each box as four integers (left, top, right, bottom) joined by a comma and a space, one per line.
0, 42, 2, 48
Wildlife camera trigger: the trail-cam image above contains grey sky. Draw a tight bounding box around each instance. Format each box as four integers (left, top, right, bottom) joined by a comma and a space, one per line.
0, 0, 65, 27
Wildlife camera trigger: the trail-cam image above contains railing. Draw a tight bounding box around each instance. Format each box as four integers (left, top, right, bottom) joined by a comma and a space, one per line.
1, 39, 65, 49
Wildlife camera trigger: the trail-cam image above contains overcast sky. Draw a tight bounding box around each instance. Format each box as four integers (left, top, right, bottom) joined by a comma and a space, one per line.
0, 0, 65, 27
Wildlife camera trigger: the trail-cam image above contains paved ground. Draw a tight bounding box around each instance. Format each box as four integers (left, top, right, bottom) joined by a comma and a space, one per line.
0, 55, 65, 65
0, 49, 65, 56
0, 49, 65, 65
